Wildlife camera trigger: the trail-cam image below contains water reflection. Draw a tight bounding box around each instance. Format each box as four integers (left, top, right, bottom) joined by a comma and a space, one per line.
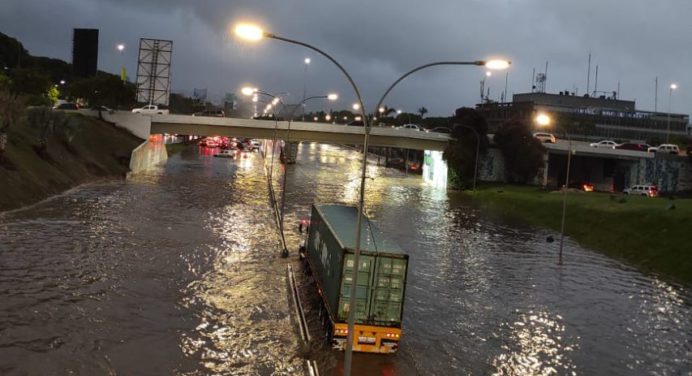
491, 310, 577, 375
0, 142, 689, 375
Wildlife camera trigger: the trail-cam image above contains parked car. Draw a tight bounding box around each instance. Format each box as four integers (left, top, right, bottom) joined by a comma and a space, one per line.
590, 140, 617, 148
249, 139, 262, 151
192, 109, 225, 117
90, 105, 114, 113
533, 132, 556, 143
132, 104, 169, 115
647, 144, 680, 155
398, 124, 423, 131
615, 142, 650, 152
623, 184, 658, 197
54, 102, 79, 110
429, 127, 451, 133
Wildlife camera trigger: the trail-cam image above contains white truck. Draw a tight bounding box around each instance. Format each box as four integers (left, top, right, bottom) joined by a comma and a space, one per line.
131, 104, 169, 115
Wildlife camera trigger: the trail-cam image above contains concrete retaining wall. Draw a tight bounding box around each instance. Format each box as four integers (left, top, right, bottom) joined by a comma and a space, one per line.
628, 155, 692, 193
83, 110, 152, 139
128, 138, 168, 176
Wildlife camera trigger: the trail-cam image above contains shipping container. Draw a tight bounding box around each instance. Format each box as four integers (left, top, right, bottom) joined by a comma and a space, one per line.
305, 204, 409, 353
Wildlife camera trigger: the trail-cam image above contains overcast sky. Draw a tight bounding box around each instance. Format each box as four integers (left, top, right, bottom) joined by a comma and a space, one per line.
1, 0, 690, 118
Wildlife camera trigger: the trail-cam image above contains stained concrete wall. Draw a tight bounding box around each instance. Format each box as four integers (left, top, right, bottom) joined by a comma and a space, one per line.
627, 155, 692, 193
128, 138, 168, 176
83, 110, 152, 139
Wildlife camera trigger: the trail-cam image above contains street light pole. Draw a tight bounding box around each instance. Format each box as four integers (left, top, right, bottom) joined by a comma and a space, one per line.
233, 24, 509, 375
666, 83, 677, 143
558, 132, 572, 265
280, 94, 338, 231
456, 124, 480, 190
302, 57, 310, 121
233, 27, 368, 375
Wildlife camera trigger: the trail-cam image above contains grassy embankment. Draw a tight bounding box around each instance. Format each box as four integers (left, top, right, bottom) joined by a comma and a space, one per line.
465, 184, 691, 284
0, 111, 142, 211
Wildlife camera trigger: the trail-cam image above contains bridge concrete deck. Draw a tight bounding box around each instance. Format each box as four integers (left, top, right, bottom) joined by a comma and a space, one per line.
150, 114, 452, 151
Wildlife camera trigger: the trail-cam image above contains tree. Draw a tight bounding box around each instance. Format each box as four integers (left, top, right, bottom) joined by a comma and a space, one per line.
443, 108, 490, 189
0, 71, 26, 160
493, 120, 546, 183
8, 68, 52, 99
67, 74, 136, 109
418, 106, 428, 118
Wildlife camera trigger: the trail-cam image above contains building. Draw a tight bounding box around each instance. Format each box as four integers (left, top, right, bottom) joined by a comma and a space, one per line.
476, 91, 690, 143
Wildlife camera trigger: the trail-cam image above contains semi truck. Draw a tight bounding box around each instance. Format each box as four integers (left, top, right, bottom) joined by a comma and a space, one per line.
305, 204, 409, 353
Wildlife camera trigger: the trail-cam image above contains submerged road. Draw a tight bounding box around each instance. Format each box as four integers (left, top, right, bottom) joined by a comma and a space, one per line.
0, 142, 690, 375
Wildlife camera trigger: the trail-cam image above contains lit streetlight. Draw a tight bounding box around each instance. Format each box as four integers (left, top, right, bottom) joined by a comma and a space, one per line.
116, 43, 126, 81
234, 22, 509, 374
235, 26, 367, 372
352, 103, 360, 110
536, 112, 569, 264
666, 83, 678, 143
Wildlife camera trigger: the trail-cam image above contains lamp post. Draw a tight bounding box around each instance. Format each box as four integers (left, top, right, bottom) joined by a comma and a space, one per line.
302, 57, 311, 121
372, 60, 509, 184
234, 23, 509, 375
280, 93, 338, 229
116, 43, 126, 82
455, 124, 480, 190
241, 87, 285, 178
536, 112, 569, 264
234, 24, 368, 375
666, 83, 677, 143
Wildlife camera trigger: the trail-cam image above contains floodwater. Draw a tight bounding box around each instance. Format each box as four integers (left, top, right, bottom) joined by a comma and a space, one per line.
0, 141, 690, 375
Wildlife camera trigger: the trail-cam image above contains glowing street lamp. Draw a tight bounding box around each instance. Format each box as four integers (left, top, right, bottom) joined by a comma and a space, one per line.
241, 86, 258, 96
535, 112, 569, 264
352, 103, 360, 110
234, 23, 265, 41
535, 112, 551, 127
233, 22, 510, 375
116, 43, 125, 52
666, 83, 678, 143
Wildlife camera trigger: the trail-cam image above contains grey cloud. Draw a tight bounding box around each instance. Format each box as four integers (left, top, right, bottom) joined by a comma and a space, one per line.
1, 0, 690, 116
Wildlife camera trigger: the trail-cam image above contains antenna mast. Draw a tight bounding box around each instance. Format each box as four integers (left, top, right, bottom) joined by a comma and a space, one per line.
586, 53, 591, 95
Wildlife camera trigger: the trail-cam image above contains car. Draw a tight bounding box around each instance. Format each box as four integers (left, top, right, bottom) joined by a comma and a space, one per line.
132, 104, 169, 115
623, 184, 658, 197
647, 144, 680, 155
347, 120, 364, 126
249, 139, 262, 151
398, 124, 423, 131
192, 109, 225, 117
590, 140, 617, 148
533, 132, 556, 143
429, 127, 451, 133
615, 142, 650, 152
213, 150, 235, 158
54, 102, 79, 110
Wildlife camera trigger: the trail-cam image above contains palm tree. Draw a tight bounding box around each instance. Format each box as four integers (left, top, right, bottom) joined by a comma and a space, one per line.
418, 106, 428, 118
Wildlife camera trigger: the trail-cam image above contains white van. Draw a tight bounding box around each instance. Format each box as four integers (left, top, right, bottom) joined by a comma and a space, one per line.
647, 144, 680, 155
623, 184, 658, 197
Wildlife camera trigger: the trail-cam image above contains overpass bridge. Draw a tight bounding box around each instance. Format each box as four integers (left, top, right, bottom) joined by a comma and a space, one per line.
95, 111, 452, 151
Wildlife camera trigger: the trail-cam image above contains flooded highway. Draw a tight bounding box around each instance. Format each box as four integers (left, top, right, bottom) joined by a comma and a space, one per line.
1, 141, 690, 375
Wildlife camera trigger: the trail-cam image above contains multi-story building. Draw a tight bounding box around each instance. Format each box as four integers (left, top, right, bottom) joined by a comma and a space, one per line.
476, 91, 690, 143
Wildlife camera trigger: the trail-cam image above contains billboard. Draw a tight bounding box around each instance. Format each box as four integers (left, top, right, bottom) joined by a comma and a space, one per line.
136, 38, 173, 105
72, 29, 99, 77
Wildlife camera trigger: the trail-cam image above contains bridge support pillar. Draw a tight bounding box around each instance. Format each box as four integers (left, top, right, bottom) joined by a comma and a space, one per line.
281, 141, 300, 164
422, 150, 448, 189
